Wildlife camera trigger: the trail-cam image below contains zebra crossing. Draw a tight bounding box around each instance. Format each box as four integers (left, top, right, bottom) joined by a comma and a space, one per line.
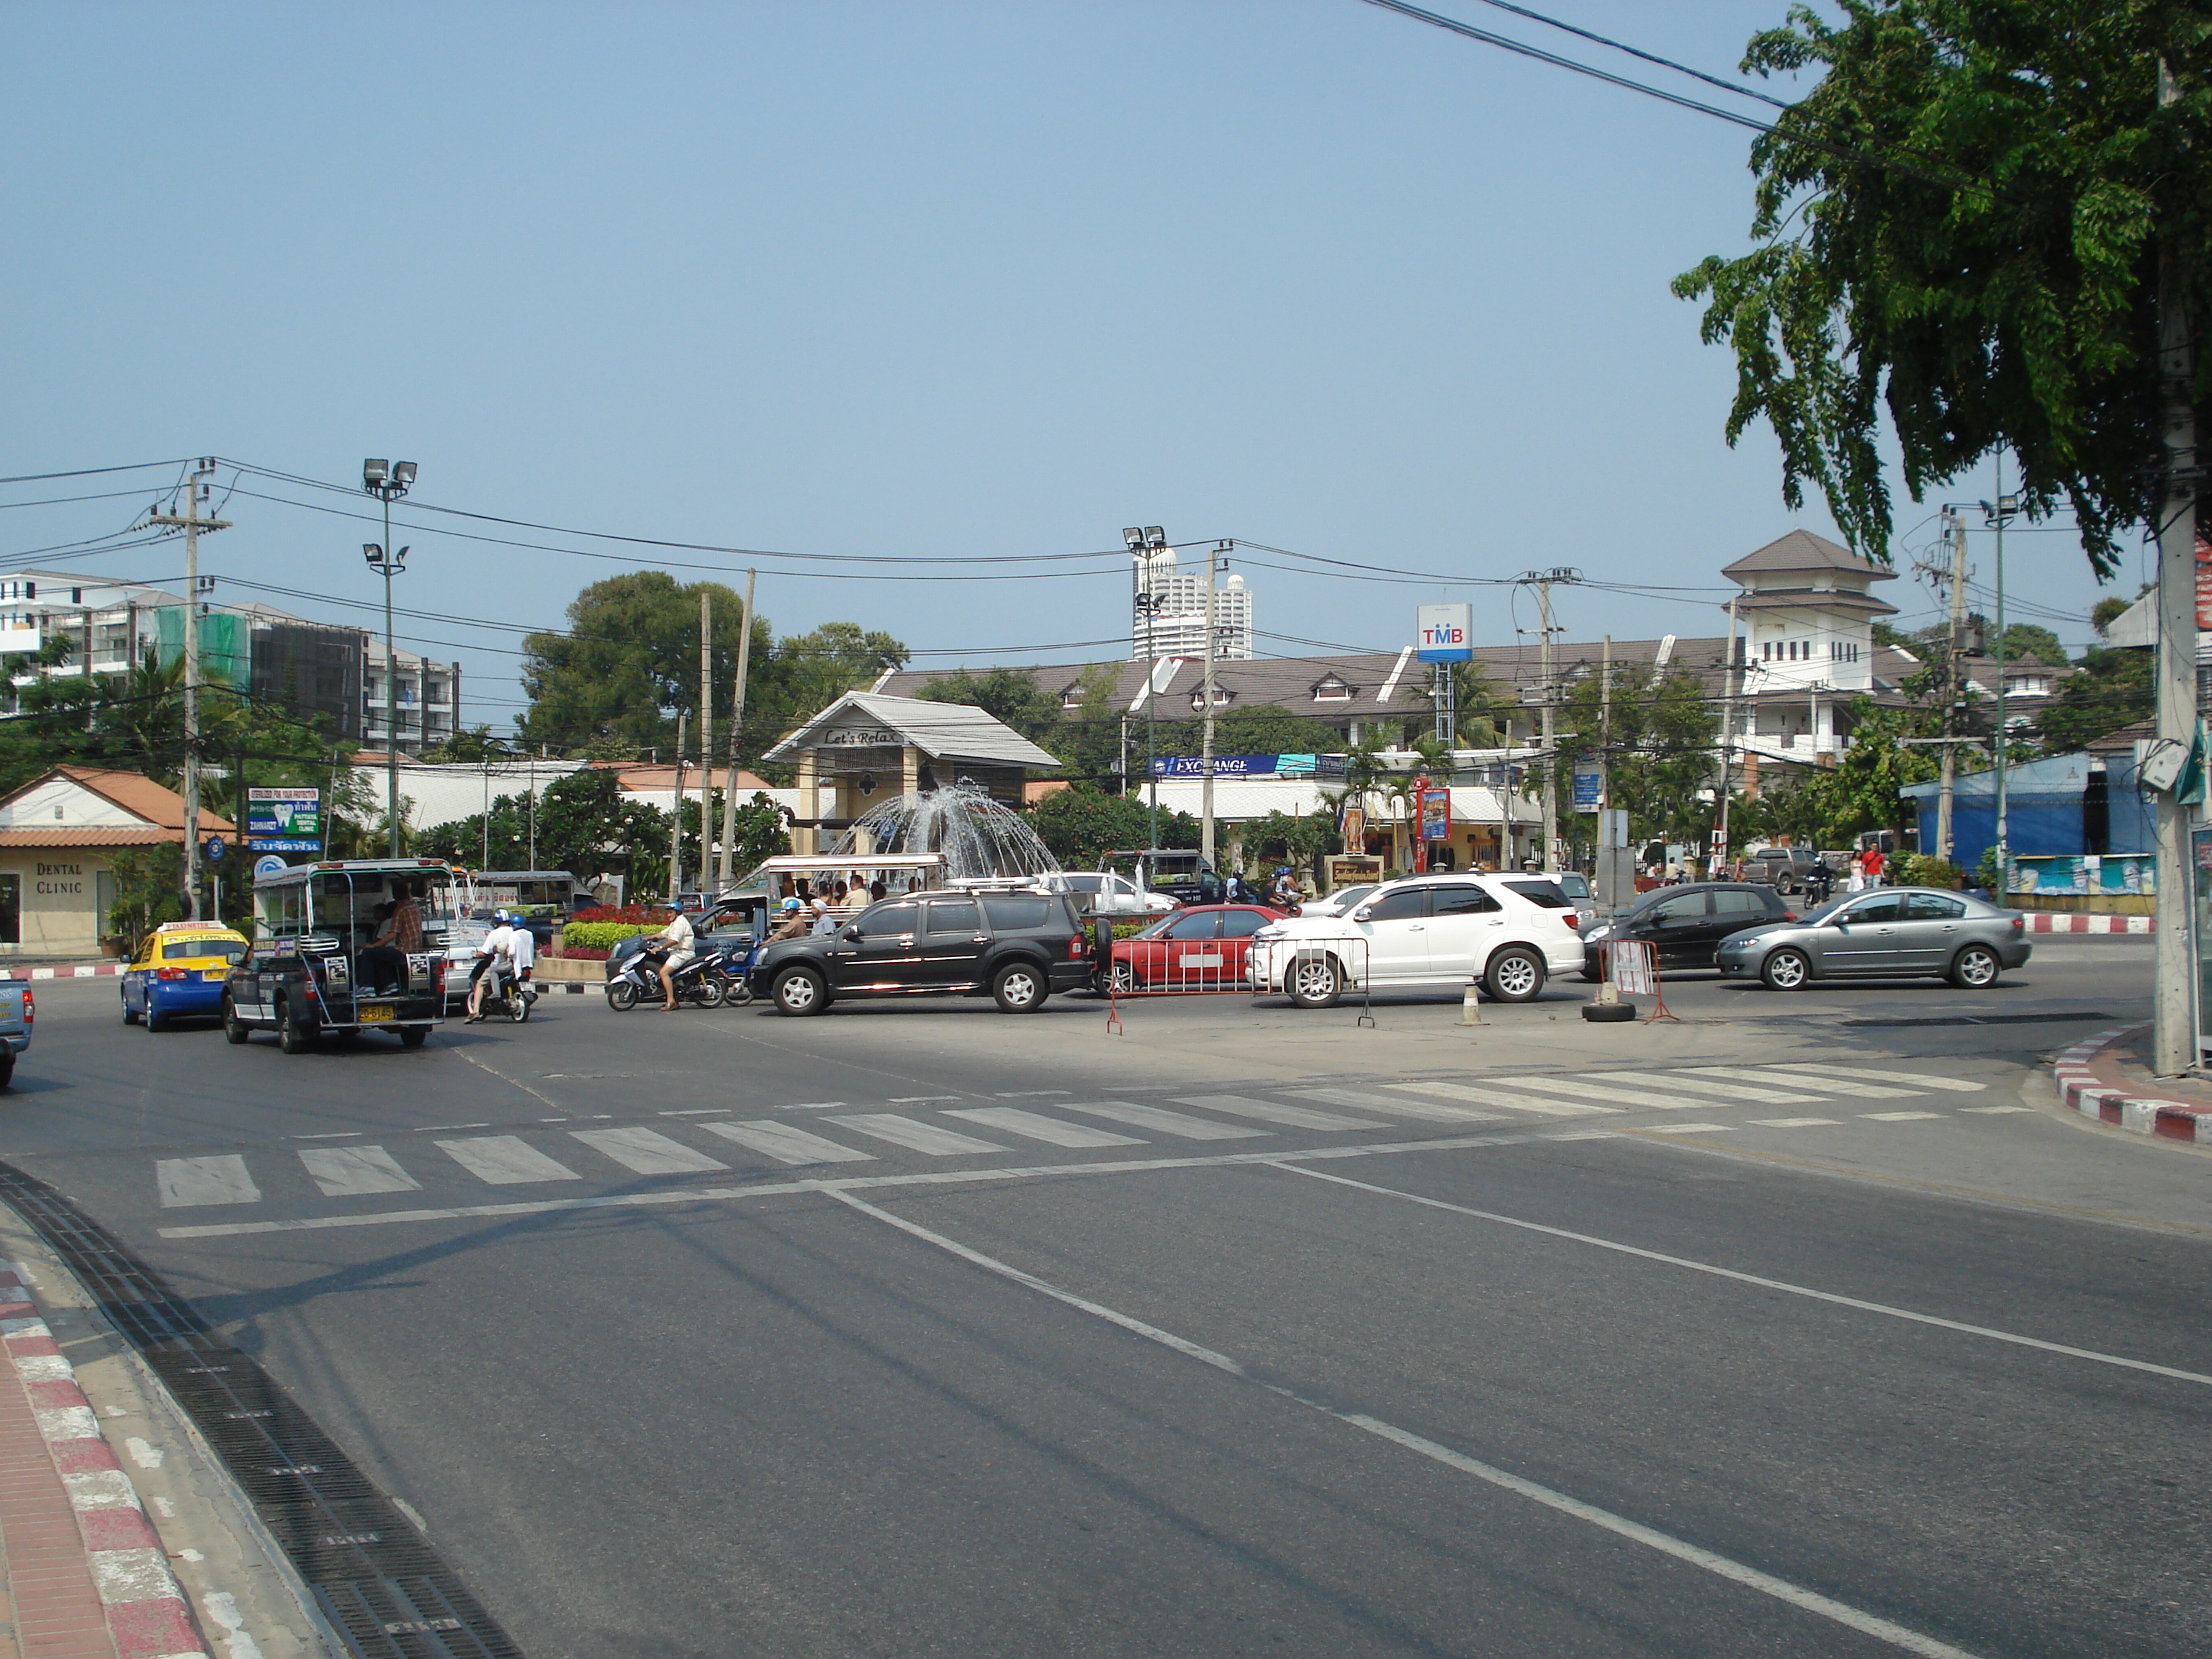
150, 1062, 2015, 1210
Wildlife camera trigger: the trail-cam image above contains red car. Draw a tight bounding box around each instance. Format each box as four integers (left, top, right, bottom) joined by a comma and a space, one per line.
1108, 904, 1286, 993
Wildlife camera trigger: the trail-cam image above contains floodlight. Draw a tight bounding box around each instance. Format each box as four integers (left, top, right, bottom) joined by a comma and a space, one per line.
363, 459, 390, 487
1144, 527, 1164, 547
1123, 527, 1144, 549
392, 461, 417, 486
364, 544, 383, 565
394, 545, 410, 567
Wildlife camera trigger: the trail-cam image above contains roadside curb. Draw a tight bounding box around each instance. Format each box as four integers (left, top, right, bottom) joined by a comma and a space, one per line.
2019, 913, 2152, 933
0, 962, 124, 980
2051, 1023, 2212, 1143
1, 1257, 210, 1659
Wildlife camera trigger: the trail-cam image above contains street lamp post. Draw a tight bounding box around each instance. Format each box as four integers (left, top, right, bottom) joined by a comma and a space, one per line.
362, 459, 417, 857
1125, 526, 1168, 855
1981, 477, 2020, 899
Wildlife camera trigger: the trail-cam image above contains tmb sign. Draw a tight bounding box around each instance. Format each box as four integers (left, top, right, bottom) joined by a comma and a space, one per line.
1417, 603, 1473, 663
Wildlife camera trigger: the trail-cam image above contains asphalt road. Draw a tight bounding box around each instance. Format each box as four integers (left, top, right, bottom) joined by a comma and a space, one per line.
2, 935, 2207, 1658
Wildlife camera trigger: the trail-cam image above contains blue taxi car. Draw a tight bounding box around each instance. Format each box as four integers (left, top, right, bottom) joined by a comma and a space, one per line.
121, 922, 252, 1030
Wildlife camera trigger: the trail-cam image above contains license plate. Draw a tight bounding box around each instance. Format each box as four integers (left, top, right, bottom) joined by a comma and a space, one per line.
202, 969, 226, 981
359, 1005, 395, 1022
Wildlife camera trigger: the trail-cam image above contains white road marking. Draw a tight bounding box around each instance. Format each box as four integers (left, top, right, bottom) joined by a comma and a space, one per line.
436, 1137, 582, 1184
827, 1114, 1010, 1156
417, 1123, 493, 1132
946, 1107, 1145, 1148
1505, 1076, 1732, 1112
779, 1101, 848, 1110
1576, 1071, 1825, 1106
297, 1146, 420, 1197
1643, 1123, 1735, 1134
1861, 1111, 1945, 1122
1388, 1080, 1611, 1117
156, 1156, 260, 1208
1685, 1066, 1924, 1100
660, 1109, 729, 1116
889, 1096, 962, 1103
1762, 1064, 1985, 1093
1062, 1101, 1267, 1140
1176, 1095, 1386, 1130
570, 1126, 729, 1175
995, 1089, 1070, 1097
1959, 1105, 2036, 1114
1290, 1087, 1506, 1123
1746, 1118, 1841, 1128
830, 1188, 1986, 1659
700, 1120, 876, 1166
289, 1132, 361, 1140
1279, 1164, 2212, 1389
159, 1130, 1612, 1236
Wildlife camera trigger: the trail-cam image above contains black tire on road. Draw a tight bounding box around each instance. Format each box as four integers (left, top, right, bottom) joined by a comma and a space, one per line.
1286, 953, 1343, 1010
122, 992, 139, 1025
693, 979, 726, 1010
399, 1025, 430, 1048
0, 1053, 13, 1089
1483, 946, 1546, 1004
1948, 943, 2001, 989
608, 981, 640, 1012
222, 995, 250, 1045
1761, 948, 1813, 992
507, 994, 531, 1023
1582, 1002, 1637, 1022
1578, 966, 1601, 984
276, 997, 317, 1054
992, 962, 1046, 1013
773, 967, 828, 1017
144, 1004, 167, 1033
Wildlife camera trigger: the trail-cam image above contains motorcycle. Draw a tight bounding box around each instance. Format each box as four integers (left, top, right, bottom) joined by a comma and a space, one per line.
606, 943, 730, 1011
469, 968, 539, 1025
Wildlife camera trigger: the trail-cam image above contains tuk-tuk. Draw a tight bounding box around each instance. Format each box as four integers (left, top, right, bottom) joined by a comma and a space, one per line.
224, 859, 461, 1053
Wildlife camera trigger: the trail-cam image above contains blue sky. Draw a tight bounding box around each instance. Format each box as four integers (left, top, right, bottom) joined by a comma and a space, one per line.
1, 2, 2131, 732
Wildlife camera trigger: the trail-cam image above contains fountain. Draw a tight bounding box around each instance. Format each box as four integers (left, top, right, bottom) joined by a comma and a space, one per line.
830, 781, 1061, 882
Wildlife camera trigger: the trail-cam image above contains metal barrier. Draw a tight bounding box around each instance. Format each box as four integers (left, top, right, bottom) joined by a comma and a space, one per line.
1246, 935, 1375, 1028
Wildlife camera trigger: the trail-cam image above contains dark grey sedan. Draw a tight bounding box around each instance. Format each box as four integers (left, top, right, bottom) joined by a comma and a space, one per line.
1713, 886, 2031, 991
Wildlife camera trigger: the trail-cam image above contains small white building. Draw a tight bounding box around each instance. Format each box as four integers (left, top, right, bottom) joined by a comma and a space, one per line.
1727, 529, 1898, 759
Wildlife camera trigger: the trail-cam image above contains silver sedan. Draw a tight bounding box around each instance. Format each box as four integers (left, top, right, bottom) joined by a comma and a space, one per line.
1713, 886, 2031, 991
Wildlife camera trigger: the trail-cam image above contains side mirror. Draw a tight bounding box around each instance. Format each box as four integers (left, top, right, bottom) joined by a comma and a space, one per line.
839, 925, 862, 942
1352, 906, 1374, 922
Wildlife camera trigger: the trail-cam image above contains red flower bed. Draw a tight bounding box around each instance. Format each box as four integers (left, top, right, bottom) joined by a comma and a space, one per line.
570, 904, 665, 925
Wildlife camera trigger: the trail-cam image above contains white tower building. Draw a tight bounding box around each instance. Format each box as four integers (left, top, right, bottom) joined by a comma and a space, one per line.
1133, 548, 1253, 660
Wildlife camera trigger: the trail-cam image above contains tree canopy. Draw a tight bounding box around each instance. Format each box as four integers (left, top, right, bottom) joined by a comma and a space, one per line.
1676, 1, 2212, 575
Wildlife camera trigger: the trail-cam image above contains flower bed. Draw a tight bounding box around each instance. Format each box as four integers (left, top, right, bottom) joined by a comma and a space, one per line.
563, 921, 662, 953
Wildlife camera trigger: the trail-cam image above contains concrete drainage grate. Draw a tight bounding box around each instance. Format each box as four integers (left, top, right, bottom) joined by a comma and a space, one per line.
0, 1161, 524, 1659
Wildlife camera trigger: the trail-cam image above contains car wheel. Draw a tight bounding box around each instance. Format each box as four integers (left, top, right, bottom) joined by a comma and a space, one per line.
222, 995, 251, 1044
145, 1001, 168, 1033
1286, 953, 1342, 1010
607, 981, 639, 1012
1483, 946, 1546, 1004
1948, 944, 2001, 989
276, 997, 317, 1054
1761, 948, 1812, 992
1578, 965, 1601, 984
0, 1052, 13, 1089
992, 963, 1046, 1013
399, 1025, 430, 1048
1108, 961, 1140, 994
122, 989, 140, 1025
773, 967, 827, 1016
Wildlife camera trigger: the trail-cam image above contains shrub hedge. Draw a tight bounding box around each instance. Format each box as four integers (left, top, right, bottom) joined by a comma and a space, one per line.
563, 921, 662, 953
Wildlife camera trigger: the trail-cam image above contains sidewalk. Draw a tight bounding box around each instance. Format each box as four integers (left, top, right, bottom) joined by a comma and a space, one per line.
2052, 1022, 2212, 1145
0, 1262, 204, 1659
0, 965, 122, 982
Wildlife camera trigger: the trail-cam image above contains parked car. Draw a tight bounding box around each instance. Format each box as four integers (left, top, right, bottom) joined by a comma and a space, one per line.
1714, 887, 2030, 989
1251, 873, 1585, 1007
1052, 871, 1175, 919
121, 922, 253, 1030
0, 981, 30, 1087
749, 887, 1094, 1015
1108, 904, 1282, 992
1578, 884, 1795, 981
1745, 847, 1824, 894
1298, 882, 1377, 919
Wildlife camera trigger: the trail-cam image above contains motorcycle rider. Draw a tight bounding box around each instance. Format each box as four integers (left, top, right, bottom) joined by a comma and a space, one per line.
649, 902, 696, 1012
465, 912, 518, 1023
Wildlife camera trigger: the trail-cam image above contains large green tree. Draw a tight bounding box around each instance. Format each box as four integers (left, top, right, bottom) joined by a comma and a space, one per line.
1542, 665, 1722, 846
1676, 1, 2212, 575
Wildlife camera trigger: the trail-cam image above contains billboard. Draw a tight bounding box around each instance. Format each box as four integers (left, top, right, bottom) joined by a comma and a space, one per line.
1572, 765, 1602, 810
1419, 786, 1452, 842
1417, 603, 1473, 663
246, 786, 322, 853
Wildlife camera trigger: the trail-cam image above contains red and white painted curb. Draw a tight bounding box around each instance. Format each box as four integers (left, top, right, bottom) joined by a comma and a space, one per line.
2052, 1024, 2212, 1144
1, 1258, 210, 1659
2020, 913, 2152, 933
0, 961, 125, 980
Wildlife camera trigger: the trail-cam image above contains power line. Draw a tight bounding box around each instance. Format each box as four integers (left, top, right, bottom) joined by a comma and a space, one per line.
0, 459, 195, 486
1459, 0, 1788, 108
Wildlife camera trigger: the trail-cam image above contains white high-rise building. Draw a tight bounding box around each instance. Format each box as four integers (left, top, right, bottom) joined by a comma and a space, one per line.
1131, 547, 1253, 660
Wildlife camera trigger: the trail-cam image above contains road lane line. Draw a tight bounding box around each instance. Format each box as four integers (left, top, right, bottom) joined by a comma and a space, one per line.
156, 1130, 1614, 1236
1643, 1124, 1735, 1135
1388, 1081, 1612, 1117
1174, 1095, 1386, 1130
827, 1190, 1984, 1659
1683, 1067, 1925, 1100
297, 1146, 420, 1197
436, 1137, 583, 1184
155, 1156, 259, 1208
1276, 1164, 2212, 1388
947, 1108, 1146, 1148
1502, 1077, 1727, 1112
1959, 1106, 2036, 1115
1746, 1118, 1841, 1129
1762, 1064, 1986, 1093
1572, 1071, 1825, 1106
827, 1115, 1010, 1156
1861, 1111, 1946, 1122
701, 1121, 876, 1166
570, 1127, 729, 1175
1290, 1088, 1506, 1123
889, 1096, 962, 1104
1061, 1102, 1267, 1141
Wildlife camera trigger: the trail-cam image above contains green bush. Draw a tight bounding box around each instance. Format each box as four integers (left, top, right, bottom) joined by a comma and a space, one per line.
563, 921, 662, 953
1893, 854, 1963, 890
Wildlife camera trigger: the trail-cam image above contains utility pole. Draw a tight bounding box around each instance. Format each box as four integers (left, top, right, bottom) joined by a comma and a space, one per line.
1125, 526, 1169, 852
1200, 540, 1225, 871
1714, 595, 1739, 876
716, 568, 756, 891
1982, 467, 2020, 899
146, 459, 229, 920
667, 711, 688, 904
361, 459, 418, 856
2154, 55, 2200, 1074
1935, 507, 1969, 862
698, 589, 713, 889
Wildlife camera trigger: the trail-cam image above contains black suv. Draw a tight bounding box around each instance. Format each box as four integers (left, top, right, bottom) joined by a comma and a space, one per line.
749, 889, 1094, 1015
1579, 883, 1797, 979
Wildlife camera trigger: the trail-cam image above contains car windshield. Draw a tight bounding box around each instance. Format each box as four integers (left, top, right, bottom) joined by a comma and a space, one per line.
1328, 884, 1375, 909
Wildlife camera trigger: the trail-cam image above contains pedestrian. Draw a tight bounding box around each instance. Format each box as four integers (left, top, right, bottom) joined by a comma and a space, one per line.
1846, 853, 1866, 893
1863, 844, 1886, 887
869, 878, 887, 903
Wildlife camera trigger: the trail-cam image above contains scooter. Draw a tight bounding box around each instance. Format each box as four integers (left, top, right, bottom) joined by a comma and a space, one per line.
606, 943, 729, 1011
466, 965, 539, 1025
